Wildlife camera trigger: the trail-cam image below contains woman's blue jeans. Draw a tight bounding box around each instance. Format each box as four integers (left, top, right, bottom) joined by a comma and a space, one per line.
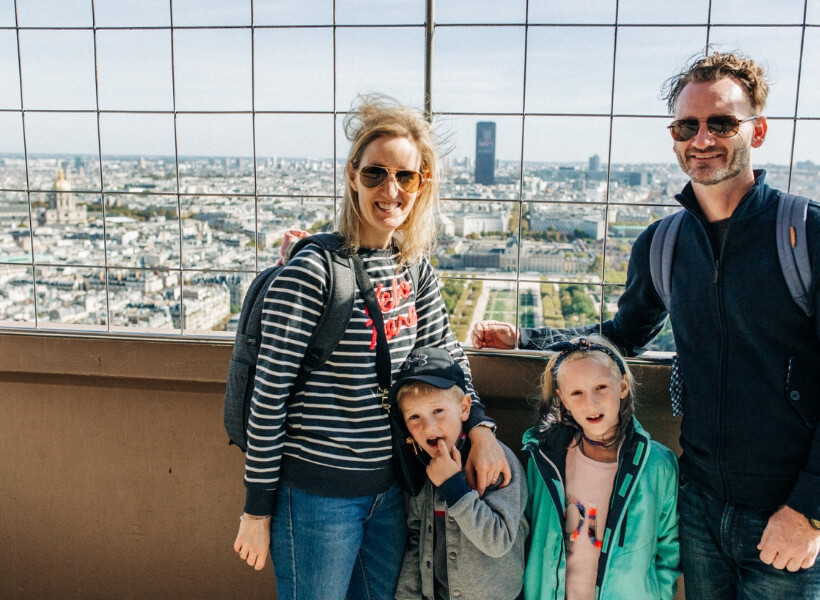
679, 474, 820, 600
271, 481, 406, 600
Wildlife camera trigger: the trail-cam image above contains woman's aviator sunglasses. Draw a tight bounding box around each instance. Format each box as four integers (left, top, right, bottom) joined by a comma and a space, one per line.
668, 115, 760, 142
358, 165, 425, 193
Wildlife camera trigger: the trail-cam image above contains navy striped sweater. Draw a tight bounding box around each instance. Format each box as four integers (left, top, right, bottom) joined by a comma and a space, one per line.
243, 244, 486, 514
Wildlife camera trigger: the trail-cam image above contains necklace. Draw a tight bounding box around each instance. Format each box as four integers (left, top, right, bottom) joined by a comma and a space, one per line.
581, 433, 606, 447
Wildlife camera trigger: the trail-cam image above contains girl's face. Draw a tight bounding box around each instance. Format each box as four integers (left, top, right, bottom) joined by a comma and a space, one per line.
347, 135, 424, 249
556, 355, 628, 443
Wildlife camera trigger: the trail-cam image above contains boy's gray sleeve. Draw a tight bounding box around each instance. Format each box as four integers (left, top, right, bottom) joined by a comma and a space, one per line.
394, 491, 424, 600
446, 445, 529, 558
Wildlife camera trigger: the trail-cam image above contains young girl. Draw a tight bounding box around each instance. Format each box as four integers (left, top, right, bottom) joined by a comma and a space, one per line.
523, 336, 680, 600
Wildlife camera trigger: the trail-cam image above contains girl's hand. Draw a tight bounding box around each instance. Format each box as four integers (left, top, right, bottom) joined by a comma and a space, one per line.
426, 439, 462, 487
465, 425, 511, 496
233, 515, 271, 571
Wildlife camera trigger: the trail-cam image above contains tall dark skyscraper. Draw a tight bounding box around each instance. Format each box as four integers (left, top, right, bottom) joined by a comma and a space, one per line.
589, 154, 601, 172
475, 121, 496, 185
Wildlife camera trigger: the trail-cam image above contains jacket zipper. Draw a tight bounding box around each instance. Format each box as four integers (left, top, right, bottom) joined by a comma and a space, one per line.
689, 206, 731, 500
596, 430, 649, 599
678, 179, 762, 502
714, 218, 731, 499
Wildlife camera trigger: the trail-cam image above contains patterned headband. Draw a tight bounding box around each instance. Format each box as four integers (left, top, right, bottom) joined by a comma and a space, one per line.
550, 338, 627, 381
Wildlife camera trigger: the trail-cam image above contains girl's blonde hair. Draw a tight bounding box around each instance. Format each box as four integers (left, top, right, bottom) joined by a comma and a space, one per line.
539, 335, 636, 449
338, 94, 442, 267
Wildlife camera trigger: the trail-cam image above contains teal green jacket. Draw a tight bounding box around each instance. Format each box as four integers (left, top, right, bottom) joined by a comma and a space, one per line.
523, 417, 680, 600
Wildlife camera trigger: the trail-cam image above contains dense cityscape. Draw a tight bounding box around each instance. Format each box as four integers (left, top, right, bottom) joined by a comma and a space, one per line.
1, 148, 817, 347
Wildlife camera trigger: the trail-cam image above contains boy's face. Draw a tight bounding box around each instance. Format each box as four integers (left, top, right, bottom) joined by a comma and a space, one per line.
399, 388, 471, 459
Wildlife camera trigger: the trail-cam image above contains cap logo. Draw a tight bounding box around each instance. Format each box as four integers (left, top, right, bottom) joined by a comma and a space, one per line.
403, 354, 428, 369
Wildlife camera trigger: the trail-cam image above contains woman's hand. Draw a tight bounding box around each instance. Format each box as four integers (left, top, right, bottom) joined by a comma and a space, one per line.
233, 514, 271, 571
470, 320, 517, 349
465, 425, 511, 496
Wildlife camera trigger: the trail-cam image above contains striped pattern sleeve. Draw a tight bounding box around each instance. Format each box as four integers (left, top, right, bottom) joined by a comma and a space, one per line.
243, 246, 330, 499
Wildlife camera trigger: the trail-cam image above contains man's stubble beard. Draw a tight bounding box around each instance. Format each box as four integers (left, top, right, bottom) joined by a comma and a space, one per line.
676, 142, 751, 187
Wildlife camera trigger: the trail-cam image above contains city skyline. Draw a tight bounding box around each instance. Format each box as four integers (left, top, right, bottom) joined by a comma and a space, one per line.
3, 0, 820, 340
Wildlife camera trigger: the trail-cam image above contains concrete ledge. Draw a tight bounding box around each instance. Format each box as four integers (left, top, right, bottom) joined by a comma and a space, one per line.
0, 332, 231, 383
0, 334, 680, 599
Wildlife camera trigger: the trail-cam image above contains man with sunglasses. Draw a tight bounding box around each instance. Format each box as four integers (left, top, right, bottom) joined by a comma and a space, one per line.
473, 51, 820, 598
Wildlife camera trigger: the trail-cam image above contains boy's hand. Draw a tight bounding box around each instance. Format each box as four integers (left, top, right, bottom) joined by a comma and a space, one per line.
426, 440, 462, 487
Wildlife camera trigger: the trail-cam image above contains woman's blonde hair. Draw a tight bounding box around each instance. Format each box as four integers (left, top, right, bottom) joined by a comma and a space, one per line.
338, 94, 442, 267
539, 335, 636, 449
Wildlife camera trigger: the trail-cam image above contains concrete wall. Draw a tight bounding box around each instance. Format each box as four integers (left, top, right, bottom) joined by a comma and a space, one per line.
0, 333, 680, 599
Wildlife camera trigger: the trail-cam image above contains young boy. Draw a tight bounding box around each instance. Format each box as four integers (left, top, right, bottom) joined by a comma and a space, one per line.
392, 347, 528, 600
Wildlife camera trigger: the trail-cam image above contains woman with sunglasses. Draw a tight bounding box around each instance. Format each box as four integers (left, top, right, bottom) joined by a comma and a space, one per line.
233, 94, 510, 600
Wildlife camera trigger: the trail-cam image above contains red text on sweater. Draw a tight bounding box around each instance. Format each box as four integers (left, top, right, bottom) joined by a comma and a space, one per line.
365, 278, 417, 349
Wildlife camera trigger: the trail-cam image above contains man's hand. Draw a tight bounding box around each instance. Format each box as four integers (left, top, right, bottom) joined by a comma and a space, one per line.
426, 440, 462, 487
465, 425, 511, 496
758, 505, 820, 571
470, 320, 517, 349
233, 515, 272, 571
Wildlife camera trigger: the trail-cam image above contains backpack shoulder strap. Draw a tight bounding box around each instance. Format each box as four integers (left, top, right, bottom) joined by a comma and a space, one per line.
289, 233, 357, 382
649, 210, 685, 312
776, 192, 814, 318
235, 265, 280, 347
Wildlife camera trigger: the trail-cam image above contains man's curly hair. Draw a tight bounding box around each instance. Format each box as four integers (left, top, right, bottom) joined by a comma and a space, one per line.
661, 50, 769, 115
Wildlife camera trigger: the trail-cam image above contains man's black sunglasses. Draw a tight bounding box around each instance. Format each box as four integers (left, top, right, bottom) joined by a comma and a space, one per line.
668, 115, 760, 142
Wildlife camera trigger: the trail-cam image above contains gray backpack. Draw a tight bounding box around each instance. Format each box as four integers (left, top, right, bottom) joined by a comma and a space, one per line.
649, 193, 815, 417
649, 192, 815, 318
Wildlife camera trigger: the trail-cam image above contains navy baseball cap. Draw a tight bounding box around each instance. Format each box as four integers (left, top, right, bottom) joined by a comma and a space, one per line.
389, 347, 467, 406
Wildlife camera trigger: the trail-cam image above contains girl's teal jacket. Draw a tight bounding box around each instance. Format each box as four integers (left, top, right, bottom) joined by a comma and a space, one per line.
523, 417, 680, 600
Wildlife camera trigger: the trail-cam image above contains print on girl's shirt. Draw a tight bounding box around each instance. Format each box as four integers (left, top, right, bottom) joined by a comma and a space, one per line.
566, 496, 603, 549
365, 277, 418, 349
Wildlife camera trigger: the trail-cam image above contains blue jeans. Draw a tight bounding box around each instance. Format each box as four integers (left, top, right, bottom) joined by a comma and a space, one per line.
271, 482, 406, 600
679, 474, 820, 600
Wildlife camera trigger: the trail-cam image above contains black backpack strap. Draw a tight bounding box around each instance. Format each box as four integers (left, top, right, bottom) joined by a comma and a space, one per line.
288, 233, 401, 403
290, 233, 357, 388
224, 264, 283, 450
352, 254, 393, 408
649, 210, 685, 312
235, 265, 279, 349
777, 192, 814, 318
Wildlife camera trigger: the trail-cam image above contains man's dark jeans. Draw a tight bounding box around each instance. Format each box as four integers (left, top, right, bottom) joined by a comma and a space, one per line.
679, 474, 820, 599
